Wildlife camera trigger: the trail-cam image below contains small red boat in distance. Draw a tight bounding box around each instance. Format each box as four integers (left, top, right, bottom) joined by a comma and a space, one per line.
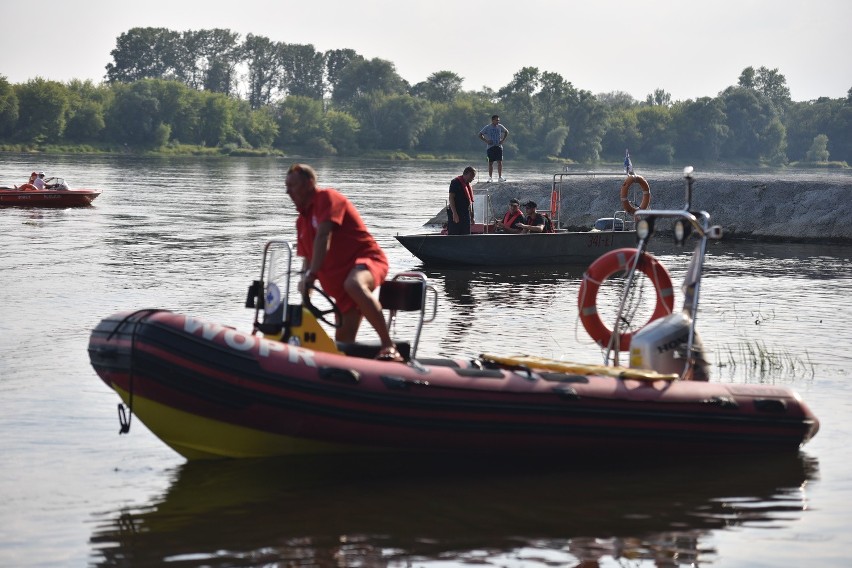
1, 177, 101, 208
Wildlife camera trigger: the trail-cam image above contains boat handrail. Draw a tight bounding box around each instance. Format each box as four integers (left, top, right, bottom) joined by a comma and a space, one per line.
551, 171, 633, 229
552, 171, 631, 179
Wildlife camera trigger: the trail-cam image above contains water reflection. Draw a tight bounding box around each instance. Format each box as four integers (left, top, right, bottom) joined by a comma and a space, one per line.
439, 270, 477, 348
88, 453, 816, 567
422, 265, 594, 358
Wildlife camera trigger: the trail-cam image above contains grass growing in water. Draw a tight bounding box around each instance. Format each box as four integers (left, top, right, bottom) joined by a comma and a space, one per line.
715, 339, 814, 383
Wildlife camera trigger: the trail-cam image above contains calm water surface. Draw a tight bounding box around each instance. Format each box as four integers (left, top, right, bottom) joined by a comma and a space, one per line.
1, 154, 852, 567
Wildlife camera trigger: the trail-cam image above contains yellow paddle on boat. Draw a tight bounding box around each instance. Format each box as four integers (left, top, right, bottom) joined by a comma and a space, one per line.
480, 353, 679, 381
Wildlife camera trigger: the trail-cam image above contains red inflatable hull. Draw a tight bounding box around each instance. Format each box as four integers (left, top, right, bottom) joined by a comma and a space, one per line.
88, 310, 819, 460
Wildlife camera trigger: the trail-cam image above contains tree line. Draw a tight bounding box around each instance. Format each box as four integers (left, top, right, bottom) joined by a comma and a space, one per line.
0, 26, 850, 166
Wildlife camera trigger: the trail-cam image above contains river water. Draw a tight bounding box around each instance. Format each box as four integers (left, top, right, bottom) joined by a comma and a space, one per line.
1, 154, 851, 567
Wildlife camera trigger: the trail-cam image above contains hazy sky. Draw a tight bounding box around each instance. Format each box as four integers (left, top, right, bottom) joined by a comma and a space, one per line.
2, 0, 850, 102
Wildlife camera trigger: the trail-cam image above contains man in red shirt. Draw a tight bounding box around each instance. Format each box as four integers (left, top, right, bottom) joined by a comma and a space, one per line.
285, 163, 402, 361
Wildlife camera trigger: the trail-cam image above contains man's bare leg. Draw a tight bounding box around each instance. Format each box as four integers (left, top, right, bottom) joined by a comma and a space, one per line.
340, 266, 394, 348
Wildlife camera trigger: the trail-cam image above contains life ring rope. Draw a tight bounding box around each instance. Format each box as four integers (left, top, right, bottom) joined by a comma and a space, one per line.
620, 175, 651, 215
578, 248, 674, 351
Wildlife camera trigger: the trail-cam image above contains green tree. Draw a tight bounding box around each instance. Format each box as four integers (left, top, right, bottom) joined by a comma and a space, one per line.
0, 75, 19, 137
719, 86, 786, 162
738, 67, 756, 89
280, 44, 326, 99
411, 71, 463, 104
376, 94, 432, 149
596, 91, 638, 109
174, 30, 207, 89
197, 92, 236, 146
202, 29, 243, 95
737, 66, 791, 112
424, 94, 488, 153
600, 108, 641, 161
645, 89, 672, 107
15, 78, 69, 142
805, 134, 830, 162
831, 104, 852, 164
243, 34, 283, 109
498, 67, 541, 152
64, 100, 106, 142
63, 80, 110, 143
106, 27, 182, 83
635, 105, 674, 163
522, 71, 577, 158
176, 29, 242, 95
235, 104, 278, 148
534, 72, 573, 133
763, 116, 788, 164
154, 80, 202, 144
274, 95, 328, 150
332, 58, 408, 108
542, 125, 570, 156
783, 97, 852, 163
561, 90, 607, 162
352, 93, 431, 150
671, 97, 728, 163
325, 109, 360, 155
324, 49, 362, 99
106, 80, 169, 147
784, 99, 834, 161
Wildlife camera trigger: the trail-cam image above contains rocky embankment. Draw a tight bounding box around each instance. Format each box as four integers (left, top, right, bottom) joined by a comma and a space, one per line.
427, 171, 852, 242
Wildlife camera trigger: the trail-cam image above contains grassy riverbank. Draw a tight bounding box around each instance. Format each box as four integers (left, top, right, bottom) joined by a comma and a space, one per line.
0, 142, 284, 158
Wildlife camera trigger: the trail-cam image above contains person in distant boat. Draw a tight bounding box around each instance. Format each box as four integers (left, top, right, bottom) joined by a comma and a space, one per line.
478, 115, 509, 182
18, 172, 39, 191
495, 198, 526, 233
285, 163, 403, 362
32, 172, 47, 190
517, 201, 548, 233
447, 166, 477, 235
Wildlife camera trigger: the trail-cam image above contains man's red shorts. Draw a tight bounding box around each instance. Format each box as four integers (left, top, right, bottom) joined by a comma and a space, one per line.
319, 254, 389, 314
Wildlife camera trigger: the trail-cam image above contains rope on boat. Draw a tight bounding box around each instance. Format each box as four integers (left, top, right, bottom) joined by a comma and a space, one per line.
107, 309, 163, 434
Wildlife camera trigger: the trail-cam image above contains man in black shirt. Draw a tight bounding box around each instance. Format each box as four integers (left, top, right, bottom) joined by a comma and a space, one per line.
447, 166, 477, 235
517, 201, 547, 233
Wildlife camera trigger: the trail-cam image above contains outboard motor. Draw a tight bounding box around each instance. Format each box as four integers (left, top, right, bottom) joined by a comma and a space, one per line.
629, 312, 709, 381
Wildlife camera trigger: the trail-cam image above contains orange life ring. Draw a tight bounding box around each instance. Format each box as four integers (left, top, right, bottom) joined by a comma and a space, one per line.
19, 183, 38, 192
620, 175, 651, 215
578, 248, 674, 350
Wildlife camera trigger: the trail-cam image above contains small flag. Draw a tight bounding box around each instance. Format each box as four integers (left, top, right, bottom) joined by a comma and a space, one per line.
624, 149, 634, 175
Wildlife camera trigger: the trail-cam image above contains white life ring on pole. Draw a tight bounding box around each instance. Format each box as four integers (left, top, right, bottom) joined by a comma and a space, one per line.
578, 248, 674, 350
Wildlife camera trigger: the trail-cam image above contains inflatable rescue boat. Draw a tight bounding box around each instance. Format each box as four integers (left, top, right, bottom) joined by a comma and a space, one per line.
88, 169, 819, 460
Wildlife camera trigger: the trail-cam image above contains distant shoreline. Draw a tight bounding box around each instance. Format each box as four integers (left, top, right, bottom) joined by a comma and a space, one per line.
1, 146, 848, 171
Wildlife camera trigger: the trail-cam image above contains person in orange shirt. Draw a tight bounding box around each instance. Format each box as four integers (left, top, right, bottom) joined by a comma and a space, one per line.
285, 163, 403, 362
